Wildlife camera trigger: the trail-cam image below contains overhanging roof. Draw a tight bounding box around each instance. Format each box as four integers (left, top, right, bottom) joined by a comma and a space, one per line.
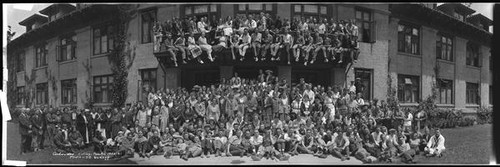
39, 3, 76, 15
467, 14, 493, 26
437, 3, 476, 15
18, 14, 48, 26
391, 4, 491, 46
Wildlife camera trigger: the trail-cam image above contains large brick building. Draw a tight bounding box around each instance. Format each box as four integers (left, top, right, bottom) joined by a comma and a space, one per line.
6, 3, 492, 113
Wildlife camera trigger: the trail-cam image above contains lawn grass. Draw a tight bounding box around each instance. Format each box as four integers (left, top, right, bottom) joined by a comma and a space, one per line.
6, 121, 492, 164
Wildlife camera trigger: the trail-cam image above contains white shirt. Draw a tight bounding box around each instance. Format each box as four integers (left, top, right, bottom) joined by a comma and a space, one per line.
404, 113, 413, 126
427, 134, 445, 150
303, 90, 315, 102
250, 20, 257, 29
349, 85, 356, 93
318, 24, 326, 34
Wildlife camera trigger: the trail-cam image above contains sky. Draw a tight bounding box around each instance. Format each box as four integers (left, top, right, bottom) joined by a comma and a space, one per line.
2, 3, 495, 47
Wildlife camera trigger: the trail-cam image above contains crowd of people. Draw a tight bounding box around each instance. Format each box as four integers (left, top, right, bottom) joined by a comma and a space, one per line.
16, 69, 446, 164
153, 12, 360, 67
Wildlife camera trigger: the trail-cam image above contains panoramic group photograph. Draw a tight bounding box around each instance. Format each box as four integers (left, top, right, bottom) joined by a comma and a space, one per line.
2, 2, 494, 165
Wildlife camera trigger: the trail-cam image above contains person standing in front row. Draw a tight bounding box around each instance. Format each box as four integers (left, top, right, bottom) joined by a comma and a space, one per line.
19, 109, 32, 155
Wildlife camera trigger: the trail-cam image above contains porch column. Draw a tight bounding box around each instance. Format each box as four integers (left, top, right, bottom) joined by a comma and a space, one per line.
278, 66, 292, 85
165, 68, 181, 89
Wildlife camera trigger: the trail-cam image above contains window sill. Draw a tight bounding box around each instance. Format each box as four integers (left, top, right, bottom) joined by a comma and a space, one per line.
436, 103, 455, 107
91, 53, 112, 59
465, 104, 480, 108
466, 65, 481, 70
34, 66, 48, 70
397, 52, 421, 59
437, 59, 454, 65
93, 103, 112, 107
399, 103, 419, 107
58, 59, 77, 65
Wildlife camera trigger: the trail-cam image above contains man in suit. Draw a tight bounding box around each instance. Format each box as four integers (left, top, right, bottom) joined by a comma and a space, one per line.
76, 109, 90, 144
18, 108, 32, 155
30, 109, 44, 152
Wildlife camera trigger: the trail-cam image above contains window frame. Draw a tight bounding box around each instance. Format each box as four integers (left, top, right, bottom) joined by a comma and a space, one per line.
466, 42, 481, 67
61, 79, 77, 104
93, 24, 117, 55
235, 4, 276, 17
17, 86, 25, 105
397, 74, 420, 103
17, 51, 25, 72
436, 78, 454, 104
292, 4, 329, 21
397, 22, 420, 55
436, 33, 454, 62
355, 7, 375, 43
58, 34, 77, 62
35, 43, 48, 68
466, 82, 480, 105
35, 83, 48, 105
140, 69, 157, 92
93, 75, 114, 103
183, 4, 220, 21
141, 9, 157, 44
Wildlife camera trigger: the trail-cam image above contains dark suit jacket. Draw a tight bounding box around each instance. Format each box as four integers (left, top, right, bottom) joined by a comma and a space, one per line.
18, 113, 32, 135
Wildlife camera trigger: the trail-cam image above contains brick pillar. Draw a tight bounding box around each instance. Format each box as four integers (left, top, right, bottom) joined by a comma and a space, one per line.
165, 68, 181, 89
278, 66, 292, 85
220, 66, 233, 82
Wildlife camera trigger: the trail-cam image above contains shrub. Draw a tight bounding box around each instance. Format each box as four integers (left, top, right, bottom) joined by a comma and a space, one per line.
476, 106, 492, 124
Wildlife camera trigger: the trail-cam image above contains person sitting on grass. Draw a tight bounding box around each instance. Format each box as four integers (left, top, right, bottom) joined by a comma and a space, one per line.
93, 129, 106, 154
201, 130, 215, 158
68, 126, 85, 150
54, 125, 73, 153
134, 130, 150, 158
147, 130, 162, 156
115, 132, 135, 159
214, 130, 228, 157
331, 130, 350, 161
160, 130, 175, 159
424, 128, 445, 158
182, 135, 203, 161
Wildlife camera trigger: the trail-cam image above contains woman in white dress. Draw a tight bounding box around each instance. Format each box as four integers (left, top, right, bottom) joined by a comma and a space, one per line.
198, 32, 214, 62
187, 32, 203, 64
324, 91, 336, 123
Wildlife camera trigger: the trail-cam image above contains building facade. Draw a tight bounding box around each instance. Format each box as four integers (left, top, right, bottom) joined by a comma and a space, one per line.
6, 3, 492, 113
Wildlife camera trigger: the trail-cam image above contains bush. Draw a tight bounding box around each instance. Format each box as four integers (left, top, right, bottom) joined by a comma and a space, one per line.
476, 106, 492, 124
425, 108, 472, 129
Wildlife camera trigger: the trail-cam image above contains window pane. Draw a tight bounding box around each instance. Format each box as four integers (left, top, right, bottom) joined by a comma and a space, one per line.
239, 4, 246, 11
101, 35, 108, 53
294, 5, 302, 12
185, 7, 192, 15
94, 38, 100, 54
95, 77, 101, 84
194, 5, 208, 13
304, 5, 318, 13
356, 11, 362, 19
248, 4, 263, 10
210, 4, 217, 12
320, 6, 327, 14
363, 12, 370, 21
266, 4, 273, 11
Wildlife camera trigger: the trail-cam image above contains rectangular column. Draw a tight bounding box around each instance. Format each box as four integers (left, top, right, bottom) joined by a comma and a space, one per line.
278, 66, 291, 85
165, 68, 181, 89
220, 66, 233, 82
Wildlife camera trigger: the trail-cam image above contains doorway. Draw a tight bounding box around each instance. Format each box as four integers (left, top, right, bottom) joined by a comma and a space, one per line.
354, 68, 373, 101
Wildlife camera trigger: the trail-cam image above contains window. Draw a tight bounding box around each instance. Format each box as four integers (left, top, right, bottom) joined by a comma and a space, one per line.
292, 4, 329, 20
466, 82, 479, 104
397, 74, 420, 103
355, 8, 375, 43
236, 4, 274, 16
354, 68, 373, 101
184, 4, 218, 20
17, 86, 25, 105
35, 44, 48, 67
466, 42, 480, 67
93, 75, 113, 103
141, 10, 156, 44
489, 85, 492, 105
61, 79, 77, 104
36, 83, 48, 105
453, 12, 465, 22
93, 24, 116, 55
437, 79, 453, 104
58, 35, 77, 62
141, 69, 157, 91
17, 51, 25, 72
436, 34, 453, 61
398, 23, 420, 55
